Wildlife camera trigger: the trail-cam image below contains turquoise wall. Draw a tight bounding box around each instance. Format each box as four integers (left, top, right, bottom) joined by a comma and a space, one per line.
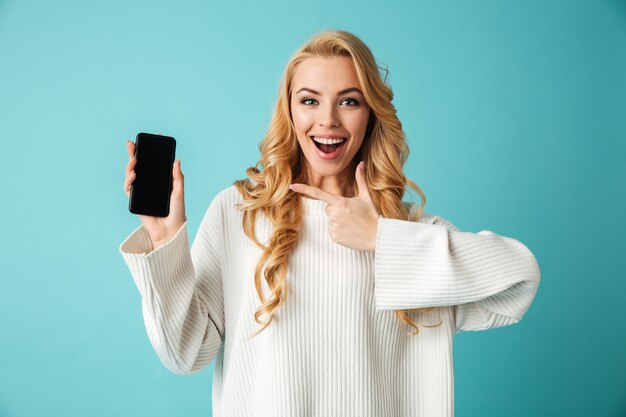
1, 0, 624, 416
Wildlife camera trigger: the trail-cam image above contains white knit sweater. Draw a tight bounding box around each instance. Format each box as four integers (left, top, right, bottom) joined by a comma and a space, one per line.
119, 184, 540, 417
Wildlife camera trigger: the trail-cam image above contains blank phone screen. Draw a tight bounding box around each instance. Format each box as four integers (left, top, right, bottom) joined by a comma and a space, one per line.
129, 133, 176, 217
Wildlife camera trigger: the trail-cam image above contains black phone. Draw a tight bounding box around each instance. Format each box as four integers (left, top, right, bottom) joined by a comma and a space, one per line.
128, 132, 176, 217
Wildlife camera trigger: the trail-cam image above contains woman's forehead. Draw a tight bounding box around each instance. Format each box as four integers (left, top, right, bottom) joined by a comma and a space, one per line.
291, 56, 360, 93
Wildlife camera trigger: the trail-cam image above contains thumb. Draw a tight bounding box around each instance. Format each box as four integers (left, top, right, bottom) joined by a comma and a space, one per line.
355, 161, 371, 201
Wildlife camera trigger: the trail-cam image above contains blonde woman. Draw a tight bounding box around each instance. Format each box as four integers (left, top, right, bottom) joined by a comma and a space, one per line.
120, 30, 540, 417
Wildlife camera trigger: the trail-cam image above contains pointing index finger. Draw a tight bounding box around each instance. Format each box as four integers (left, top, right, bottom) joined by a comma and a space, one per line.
290, 183, 342, 205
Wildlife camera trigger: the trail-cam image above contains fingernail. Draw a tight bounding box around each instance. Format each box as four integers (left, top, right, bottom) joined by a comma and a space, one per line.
360, 161, 364, 172
289, 184, 297, 191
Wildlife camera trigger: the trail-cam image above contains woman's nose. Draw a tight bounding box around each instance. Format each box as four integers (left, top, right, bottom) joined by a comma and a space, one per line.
318, 105, 340, 128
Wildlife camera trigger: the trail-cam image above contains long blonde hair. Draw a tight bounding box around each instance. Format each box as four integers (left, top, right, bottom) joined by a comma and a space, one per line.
233, 29, 442, 337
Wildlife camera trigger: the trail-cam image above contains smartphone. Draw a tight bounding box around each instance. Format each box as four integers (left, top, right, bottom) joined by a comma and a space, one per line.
128, 132, 176, 217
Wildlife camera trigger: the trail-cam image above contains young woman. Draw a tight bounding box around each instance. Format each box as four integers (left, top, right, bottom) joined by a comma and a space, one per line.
120, 30, 540, 417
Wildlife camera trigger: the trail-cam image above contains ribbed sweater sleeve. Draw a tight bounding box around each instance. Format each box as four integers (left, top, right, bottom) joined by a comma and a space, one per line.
374, 213, 540, 334
118, 196, 225, 374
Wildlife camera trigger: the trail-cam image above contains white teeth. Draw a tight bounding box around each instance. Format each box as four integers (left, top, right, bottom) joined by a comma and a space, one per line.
312, 136, 346, 145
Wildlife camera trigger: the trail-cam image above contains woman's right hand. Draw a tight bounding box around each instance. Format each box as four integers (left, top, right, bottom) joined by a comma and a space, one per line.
124, 139, 187, 249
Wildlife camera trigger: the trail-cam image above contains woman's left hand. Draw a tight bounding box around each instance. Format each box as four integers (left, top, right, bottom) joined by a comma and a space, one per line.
289, 161, 381, 252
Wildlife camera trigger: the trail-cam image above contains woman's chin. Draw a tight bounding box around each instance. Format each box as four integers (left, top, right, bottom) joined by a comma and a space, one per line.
307, 161, 349, 178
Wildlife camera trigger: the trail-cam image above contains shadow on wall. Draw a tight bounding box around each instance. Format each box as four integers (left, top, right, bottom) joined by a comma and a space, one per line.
612, 401, 626, 417
609, 0, 626, 29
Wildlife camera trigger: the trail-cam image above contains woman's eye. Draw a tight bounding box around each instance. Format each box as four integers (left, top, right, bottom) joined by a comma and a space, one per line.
302, 98, 317, 105
341, 98, 359, 106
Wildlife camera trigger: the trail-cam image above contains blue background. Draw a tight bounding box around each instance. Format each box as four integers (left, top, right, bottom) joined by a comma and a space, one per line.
1, 0, 625, 416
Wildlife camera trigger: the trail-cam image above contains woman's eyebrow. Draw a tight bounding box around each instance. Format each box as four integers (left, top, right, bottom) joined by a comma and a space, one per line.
295, 87, 363, 96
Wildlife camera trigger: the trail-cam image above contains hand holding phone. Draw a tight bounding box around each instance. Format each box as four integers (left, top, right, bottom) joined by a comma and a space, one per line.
124, 133, 187, 249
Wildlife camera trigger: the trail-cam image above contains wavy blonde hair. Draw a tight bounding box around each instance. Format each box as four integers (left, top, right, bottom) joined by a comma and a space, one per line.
233, 29, 442, 337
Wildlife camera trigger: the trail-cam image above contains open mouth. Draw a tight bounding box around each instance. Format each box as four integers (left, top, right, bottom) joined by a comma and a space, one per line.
310, 136, 347, 154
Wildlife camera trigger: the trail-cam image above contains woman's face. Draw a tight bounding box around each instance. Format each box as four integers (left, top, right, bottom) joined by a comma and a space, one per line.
290, 56, 371, 187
